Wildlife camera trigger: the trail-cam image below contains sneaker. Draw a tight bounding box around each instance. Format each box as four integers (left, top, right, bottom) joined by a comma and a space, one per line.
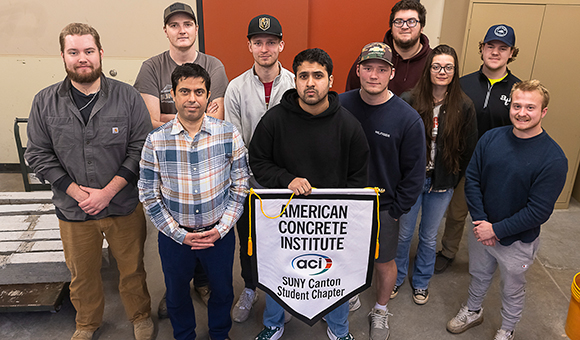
446, 305, 484, 334
195, 285, 211, 305
232, 288, 258, 323
493, 329, 515, 340
255, 326, 284, 340
133, 317, 154, 340
327, 326, 355, 340
390, 285, 400, 300
412, 288, 429, 305
368, 307, 391, 340
284, 310, 292, 323
348, 294, 361, 312
158, 292, 168, 319
71, 329, 94, 340
434, 251, 454, 274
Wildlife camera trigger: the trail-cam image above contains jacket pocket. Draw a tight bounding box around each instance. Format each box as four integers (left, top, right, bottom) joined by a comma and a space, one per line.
46, 117, 75, 148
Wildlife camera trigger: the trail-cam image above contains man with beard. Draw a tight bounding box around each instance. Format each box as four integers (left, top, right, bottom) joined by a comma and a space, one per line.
135, 2, 228, 127
25, 23, 153, 340
224, 14, 294, 323
435, 24, 521, 274
345, 0, 431, 96
250, 48, 369, 340
340, 42, 426, 340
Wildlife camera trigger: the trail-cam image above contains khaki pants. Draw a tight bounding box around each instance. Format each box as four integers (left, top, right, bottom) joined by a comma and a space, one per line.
440, 177, 469, 259
59, 204, 151, 331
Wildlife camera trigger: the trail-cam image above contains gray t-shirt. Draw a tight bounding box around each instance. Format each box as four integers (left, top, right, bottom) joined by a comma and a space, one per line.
134, 50, 228, 114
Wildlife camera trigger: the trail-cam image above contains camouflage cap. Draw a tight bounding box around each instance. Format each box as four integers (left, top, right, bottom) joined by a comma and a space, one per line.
358, 42, 393, 66
164, 2, 197, 25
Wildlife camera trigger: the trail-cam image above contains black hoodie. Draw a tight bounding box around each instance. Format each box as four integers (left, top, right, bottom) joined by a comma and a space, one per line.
249, 89, 369, 189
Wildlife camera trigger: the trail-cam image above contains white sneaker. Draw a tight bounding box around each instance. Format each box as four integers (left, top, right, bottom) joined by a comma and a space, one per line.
348, 295, 361, 312
369, 307, 391, 340
255, 326, 284, 340
493, 329, 514, 340
446, 305, 484, 334
232, 288, 258, 323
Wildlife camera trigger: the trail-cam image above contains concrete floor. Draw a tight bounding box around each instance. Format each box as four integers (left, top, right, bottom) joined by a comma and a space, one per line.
0, 172, 577, 340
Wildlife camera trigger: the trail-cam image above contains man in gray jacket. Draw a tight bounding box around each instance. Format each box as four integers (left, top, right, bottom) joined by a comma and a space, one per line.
224, 14, 294, 323
25, 23, 153, 340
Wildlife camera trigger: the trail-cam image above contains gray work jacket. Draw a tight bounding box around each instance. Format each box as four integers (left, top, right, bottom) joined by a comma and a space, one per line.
25, 74, 152, 220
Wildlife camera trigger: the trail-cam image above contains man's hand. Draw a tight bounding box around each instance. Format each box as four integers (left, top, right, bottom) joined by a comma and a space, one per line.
182, 228, 221, 250
78, 186, 116, 215
207, 101, 219, 115
66, 183, 90, 203
473, 220, 499, 245
288, 177, 312, 196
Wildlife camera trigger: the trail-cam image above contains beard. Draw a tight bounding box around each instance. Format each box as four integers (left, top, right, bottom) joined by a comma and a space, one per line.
65, 62, 102, 84
393, 34, 420, 50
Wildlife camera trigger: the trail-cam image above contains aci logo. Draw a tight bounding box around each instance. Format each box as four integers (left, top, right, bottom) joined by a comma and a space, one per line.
291, 254, 332, 276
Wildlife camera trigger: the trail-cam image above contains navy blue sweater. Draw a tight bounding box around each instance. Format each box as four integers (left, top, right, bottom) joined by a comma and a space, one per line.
340, 90, 426, 219
465, 126, 567, 246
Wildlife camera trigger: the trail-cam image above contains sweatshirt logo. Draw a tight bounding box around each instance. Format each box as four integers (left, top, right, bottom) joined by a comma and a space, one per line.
375, 130, 391, 138
500, 94, 511, 106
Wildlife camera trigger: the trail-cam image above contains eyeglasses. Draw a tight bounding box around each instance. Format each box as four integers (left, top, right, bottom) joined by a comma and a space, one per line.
431, 63, 455, 73
392, 18, 420, 28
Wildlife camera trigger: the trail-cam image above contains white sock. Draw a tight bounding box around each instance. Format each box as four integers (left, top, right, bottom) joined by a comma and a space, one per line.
374, 302, 387, 311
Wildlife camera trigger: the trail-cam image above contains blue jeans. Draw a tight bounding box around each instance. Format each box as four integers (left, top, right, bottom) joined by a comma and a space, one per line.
158, 231, 235, 340
395, 177, 454, 289
263, 295, 349, 337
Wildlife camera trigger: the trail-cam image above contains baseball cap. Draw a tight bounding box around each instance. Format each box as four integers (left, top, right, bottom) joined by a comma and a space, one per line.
483, 24, 515, 47
358, 42, 393, 66
164, 2, 197, 25
247, 14, 283, 39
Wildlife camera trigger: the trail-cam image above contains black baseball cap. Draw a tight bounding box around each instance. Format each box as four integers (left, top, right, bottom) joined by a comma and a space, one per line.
247, 15, 282, 39
164, 2, 197, 25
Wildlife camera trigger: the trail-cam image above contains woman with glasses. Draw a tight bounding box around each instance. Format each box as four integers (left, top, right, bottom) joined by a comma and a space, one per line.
393, 44, 478, 305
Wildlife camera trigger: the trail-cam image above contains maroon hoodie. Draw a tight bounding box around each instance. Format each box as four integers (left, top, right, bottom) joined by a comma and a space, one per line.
345, 30, 431, 96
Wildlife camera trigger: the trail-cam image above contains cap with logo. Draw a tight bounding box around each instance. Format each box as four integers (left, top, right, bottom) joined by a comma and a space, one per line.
164, 2, 197, 25
247, 14, 283, 39
483, 24, 515, 47
358, 42, 393, 66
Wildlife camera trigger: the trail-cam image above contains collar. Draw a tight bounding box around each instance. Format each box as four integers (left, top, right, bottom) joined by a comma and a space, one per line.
169, 114, 212, 136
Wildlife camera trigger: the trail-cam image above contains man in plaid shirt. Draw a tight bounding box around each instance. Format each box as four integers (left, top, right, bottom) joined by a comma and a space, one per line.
139, 63, 249, 340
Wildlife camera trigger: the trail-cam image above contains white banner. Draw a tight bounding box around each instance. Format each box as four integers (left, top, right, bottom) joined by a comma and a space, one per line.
249, 189, 378, 325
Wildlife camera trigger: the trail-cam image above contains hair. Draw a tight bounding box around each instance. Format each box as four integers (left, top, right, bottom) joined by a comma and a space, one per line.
478, 41, 519, 64
511, 79, 550, 109
292, 48, 333, 76
171, 63, 211, 94
389, 0, 427, 29
59, 23, 102, 53
409, 44, 470, 174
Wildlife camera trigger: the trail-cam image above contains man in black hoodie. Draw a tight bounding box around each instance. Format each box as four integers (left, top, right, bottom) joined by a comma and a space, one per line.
250, 48, 369, 340
345, 0, 431, 95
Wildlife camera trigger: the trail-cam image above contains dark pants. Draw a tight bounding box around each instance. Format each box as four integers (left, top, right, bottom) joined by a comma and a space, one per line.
236, 197, 256, 290
158, 231, 235, 340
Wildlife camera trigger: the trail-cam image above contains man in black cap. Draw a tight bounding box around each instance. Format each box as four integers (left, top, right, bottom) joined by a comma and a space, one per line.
435, 24, 521, 274
224, 14, 295, 323
135, 2, 229, 127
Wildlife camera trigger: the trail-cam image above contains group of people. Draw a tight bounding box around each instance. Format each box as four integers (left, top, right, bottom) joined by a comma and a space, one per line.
23, 1, 568, 340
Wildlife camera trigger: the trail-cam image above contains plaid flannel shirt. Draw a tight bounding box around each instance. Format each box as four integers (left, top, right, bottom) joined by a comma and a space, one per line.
139, 115, 249, 244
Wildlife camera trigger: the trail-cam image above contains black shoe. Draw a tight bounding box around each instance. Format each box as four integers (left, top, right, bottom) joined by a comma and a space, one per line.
434, 251, 454, 274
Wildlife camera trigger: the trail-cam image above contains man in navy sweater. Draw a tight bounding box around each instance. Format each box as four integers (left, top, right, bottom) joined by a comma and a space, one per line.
340, 42, 425, 340
446, 80, 567, 340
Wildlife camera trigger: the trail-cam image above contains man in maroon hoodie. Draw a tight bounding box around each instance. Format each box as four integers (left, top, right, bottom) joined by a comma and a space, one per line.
345, 0, 431, 96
